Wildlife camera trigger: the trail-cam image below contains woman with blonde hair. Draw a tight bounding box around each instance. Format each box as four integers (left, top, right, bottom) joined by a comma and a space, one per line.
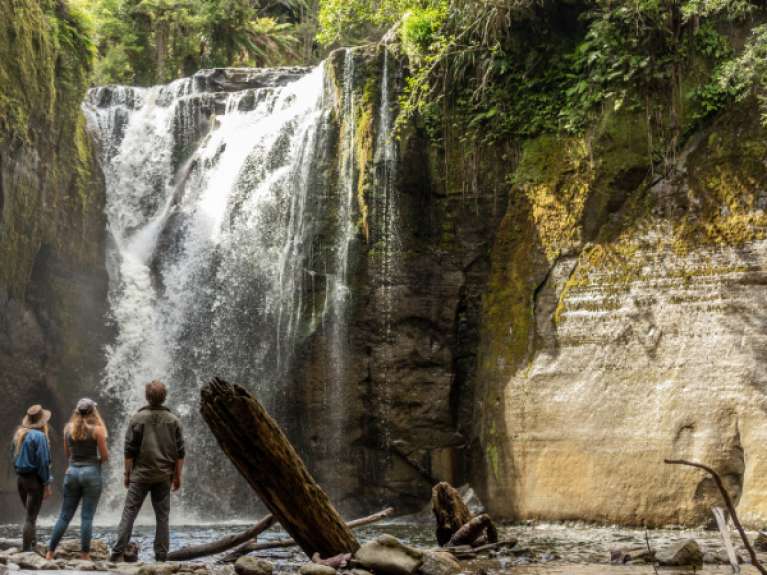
13, 405, 53, 551
46, 398, 109, 561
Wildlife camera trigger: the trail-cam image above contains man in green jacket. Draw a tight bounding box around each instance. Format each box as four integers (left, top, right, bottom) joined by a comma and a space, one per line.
110, 380, 185, 562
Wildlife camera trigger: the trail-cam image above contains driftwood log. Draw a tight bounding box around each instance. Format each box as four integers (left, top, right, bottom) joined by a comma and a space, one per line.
222, 507, 395, 562
447, 513, 498, 547
664, 459, 766, 575
201, 377, 359, 558
432, 482, 472, 546
167, 514, 275, 561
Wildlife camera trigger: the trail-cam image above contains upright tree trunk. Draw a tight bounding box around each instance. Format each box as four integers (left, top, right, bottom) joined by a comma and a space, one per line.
200, 378, 360, 559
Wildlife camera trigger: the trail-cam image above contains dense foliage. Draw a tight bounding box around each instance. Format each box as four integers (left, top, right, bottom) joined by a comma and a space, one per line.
14, 0, 767, 152
392, 0, 767, 151
73, 0, 312, 84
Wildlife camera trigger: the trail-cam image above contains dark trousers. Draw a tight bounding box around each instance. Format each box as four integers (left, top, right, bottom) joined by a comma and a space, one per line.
112, 480, 171, 561
17, 473, 44, 552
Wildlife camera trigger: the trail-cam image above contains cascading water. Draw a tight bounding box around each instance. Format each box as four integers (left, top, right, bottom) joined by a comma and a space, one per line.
373, 46, 400, 450
82, 47, 400, 519
84, 64, 350, 518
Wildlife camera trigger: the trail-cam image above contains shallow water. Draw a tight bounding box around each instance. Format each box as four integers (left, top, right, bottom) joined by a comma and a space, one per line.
1, 519, 763, 572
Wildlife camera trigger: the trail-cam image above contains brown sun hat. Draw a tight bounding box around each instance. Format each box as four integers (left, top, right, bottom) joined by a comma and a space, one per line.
22, 404, 52, 429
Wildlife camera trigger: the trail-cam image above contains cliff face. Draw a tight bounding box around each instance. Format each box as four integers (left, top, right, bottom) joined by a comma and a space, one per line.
0, 0, 109, 518
308, 43, 767, 524
473, 104, 767, 526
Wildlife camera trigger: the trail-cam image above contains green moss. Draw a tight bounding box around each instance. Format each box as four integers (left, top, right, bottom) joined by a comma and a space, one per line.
0, 0, 98, 298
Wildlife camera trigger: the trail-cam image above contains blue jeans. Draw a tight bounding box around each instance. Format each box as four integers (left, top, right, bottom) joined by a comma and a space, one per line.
48, 465, 103, 553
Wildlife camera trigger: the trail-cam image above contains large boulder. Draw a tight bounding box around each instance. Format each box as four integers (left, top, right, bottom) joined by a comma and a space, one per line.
353, 535, 423, 575
418, 552, 461, 575
655, 539, 703, 567
234, 556, 273, 575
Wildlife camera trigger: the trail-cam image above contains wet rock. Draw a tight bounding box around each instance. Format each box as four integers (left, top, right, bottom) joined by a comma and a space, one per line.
193, 68, 309, 93
655, 539, 703, 567
353, 535, 423, 575
234, 556, 273, 575
349, 569, 373, 575
756, 532, 767, 552
137, 563, 181, 575
55, 539, 109, 560
609, 547, 653, 564
66, 559, 96, 571
299, 564, 336, 575
417, 551, 460, 575
702, 550, 743, 565
10, 552, 55, 570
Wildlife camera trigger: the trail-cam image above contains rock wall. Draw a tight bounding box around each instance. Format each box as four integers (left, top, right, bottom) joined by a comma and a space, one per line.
0, 0, 109, 519
473, 104, 767, 526
286, 46, 511, 513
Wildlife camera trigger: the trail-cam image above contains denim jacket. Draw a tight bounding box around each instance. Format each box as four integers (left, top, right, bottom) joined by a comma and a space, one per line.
14, 429, 52, 485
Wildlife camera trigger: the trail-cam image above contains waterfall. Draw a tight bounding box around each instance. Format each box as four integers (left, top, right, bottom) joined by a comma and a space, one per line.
84, 64, 358, 518
374, 45, 400, 450
81, 46, 402, 518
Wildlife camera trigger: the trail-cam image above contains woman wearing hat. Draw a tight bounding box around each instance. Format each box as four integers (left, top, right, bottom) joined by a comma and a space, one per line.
13, 404, 53, 551
45, 399, 109, 561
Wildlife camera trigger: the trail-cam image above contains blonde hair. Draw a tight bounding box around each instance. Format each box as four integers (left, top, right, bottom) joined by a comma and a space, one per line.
66, 407, 108, 441
13, 424, 49, 456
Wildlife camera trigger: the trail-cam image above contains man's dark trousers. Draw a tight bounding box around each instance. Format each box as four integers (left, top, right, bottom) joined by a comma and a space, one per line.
17, 473, 44, 551
112, 481, 171, 561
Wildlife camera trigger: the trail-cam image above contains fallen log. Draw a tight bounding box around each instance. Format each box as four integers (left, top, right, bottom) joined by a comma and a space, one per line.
447, 513, 498, 547
222, 507, 395, 562
664, 459, 766, 575
201, 377, 359, 558
431, 482, 472, 546
167, 514, 275, 561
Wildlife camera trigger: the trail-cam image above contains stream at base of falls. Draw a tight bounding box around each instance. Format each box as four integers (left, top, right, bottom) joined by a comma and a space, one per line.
2, 520, 764, 573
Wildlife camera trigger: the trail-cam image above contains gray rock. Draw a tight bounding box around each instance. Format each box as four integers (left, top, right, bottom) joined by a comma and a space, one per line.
655, 539, 703, 567
55, 538, 109, 561
66, 559, 96, 571
353, 535, 423, 575
137, 564, 181, 575
299, 564, 337, 575
10, 552, 53, 570
756, 532, 767, 552
609, 547, 653, 564
0, 564, 7, 575
349, 569, 373, 575
417, 551, 460, 575
234, 556, 273, 575
702, 549, 743, 565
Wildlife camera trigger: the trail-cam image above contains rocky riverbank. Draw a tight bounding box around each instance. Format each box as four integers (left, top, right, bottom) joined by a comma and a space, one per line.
3, 522, 767, 575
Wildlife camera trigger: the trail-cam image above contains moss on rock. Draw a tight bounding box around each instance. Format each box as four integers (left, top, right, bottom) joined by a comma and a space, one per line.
0, 0, 99, 298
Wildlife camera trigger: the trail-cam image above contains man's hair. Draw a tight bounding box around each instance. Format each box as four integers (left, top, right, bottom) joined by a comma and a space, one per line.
145, 380, 167, 407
